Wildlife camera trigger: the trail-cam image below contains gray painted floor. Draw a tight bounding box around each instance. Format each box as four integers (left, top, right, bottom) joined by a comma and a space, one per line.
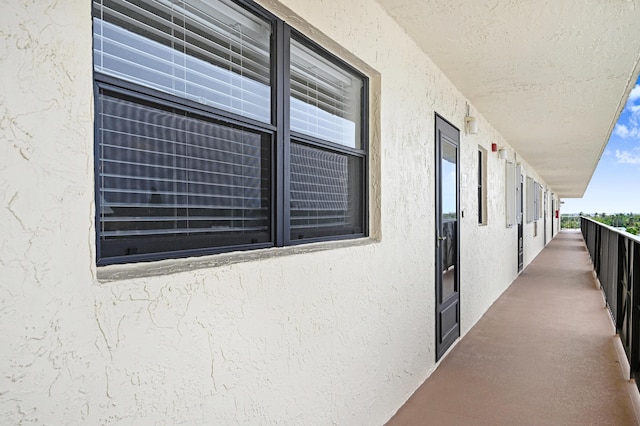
387, 231, 639, 425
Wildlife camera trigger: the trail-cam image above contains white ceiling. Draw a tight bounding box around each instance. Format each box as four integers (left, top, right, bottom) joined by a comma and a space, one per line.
376, 0, 640, 197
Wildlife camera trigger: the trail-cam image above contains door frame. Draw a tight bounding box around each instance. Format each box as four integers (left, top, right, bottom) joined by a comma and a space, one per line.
434, 113, 461, 361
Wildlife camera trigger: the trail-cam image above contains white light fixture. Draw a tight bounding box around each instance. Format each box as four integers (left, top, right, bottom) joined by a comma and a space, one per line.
498, 148, 508, 159
466, 116, 478, 134
465, 103, 478, 134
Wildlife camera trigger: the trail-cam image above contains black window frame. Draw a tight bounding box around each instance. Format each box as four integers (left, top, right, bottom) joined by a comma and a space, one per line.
477, 147, 488, 225
93, 0, 369, 266
478, 149, 483, 224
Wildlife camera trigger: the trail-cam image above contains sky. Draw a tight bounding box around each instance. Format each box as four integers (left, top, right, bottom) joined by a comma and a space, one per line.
561, 75, 640, 215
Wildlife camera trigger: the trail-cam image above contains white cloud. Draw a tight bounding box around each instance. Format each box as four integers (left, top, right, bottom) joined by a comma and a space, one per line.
615, 102, 640, 140
629, 84, 640, 105
614, 123, 640, 139
614, 123, 631, 138
616, 149, 640, 164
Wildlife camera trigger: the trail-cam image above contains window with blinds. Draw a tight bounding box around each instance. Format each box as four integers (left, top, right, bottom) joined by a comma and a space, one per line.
290, 39, 362, 148
97, 89, 271, 260
93, 0, 368, 265
93, 0, 272, 122
289, 142, 363, 239
287, 33, 365, 241
526, 176, 535, 223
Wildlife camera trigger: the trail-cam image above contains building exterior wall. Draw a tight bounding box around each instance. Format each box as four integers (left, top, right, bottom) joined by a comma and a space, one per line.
0, 0, 557, 423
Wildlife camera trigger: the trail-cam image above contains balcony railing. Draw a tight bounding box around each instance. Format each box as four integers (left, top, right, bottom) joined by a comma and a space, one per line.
581, 217, 640, 386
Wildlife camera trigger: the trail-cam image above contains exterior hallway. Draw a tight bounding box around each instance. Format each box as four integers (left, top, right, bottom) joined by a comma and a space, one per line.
387, 231, 640, 425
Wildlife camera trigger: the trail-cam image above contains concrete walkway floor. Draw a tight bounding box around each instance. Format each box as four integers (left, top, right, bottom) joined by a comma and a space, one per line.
387, 231, 640, 425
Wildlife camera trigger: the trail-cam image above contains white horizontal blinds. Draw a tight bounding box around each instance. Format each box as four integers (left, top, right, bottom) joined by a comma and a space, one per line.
532, 179, 538, 221
526, 176, 535, 223
93, 0, 271, 122
516, 164, 523, 224
289, 39, 362, 148
538, 184, 544, 219
98, 91, 270, 241
290, 142, 363, 238
505, 161, 516, 227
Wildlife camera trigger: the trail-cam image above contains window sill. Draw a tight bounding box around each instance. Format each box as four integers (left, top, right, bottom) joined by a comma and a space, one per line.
96, 237, 378, 283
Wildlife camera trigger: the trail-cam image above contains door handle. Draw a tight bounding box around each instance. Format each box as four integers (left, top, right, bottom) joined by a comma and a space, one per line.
438, 236, 447, 241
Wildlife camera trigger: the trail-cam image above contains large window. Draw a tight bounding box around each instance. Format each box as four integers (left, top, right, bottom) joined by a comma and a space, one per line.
93, 0, 368, 265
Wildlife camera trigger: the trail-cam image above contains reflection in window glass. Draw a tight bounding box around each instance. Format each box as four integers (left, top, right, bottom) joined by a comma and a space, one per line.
97, 90, 271, 259
441, 141, 457, 220
289, 142, 363, 239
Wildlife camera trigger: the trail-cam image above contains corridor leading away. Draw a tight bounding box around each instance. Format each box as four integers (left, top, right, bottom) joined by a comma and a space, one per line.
387, 231, 640, 425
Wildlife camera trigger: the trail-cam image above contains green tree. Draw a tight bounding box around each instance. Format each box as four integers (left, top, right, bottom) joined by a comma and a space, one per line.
561, 215, 580, 229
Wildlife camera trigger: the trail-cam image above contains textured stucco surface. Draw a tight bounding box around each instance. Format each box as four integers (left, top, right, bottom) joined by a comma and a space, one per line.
376, 0, 640, 198
1, 0, 555, 424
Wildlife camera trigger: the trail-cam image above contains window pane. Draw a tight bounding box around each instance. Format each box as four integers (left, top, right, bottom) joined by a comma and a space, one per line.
93, 0, 271, 122
290, 39, 363, 148
290, 142, 364, 239
441, 141, 457, 220
97, 90, 271, 261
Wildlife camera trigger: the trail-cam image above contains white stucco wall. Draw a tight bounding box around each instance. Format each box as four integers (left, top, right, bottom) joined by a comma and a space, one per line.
0, 0, 555, 424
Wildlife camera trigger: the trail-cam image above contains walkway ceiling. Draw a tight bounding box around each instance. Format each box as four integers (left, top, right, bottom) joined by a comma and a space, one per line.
376, 0, 640, 197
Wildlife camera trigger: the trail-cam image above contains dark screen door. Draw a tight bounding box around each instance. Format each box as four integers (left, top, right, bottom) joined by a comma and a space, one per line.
516, 165, 524, 272
544, 191, 548, 245
435, 115, 460, 361
552, 197, 555, 236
